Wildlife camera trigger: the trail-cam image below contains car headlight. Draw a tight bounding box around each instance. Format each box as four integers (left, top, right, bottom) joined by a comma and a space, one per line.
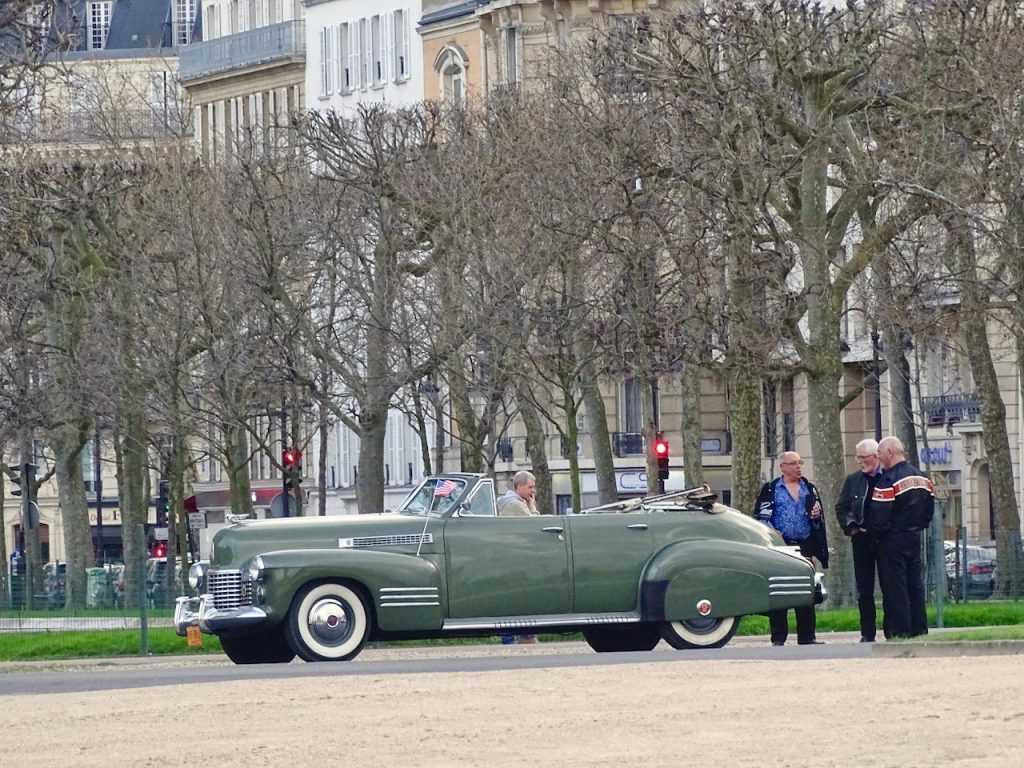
244, 555, 265, 583
188, 563, 207, 591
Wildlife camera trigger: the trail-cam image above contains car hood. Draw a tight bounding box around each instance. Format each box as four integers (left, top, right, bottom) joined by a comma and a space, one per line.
210, 512, 432, 566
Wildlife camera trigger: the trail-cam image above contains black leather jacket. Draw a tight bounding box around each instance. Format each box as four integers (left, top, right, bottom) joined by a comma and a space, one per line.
835, 469, 881, 536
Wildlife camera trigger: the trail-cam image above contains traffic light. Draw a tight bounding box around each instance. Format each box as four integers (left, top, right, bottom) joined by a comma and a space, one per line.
156, 479, 170, 526
282, 448, 302, 492
282, 447, 302, 469
151, 541, 167, 558
654, 433, 670, 480
4, 464, 22, 497
5, 463, 37, 500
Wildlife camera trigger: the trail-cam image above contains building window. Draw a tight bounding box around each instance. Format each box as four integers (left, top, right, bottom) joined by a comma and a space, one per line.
88, 1, 111, 50
371, 15, 383, 85
359, 18, 369, 90
174, 0, 197, 46
621, 377, 645, 434
338, 23, 351, 92
393, 9, 410, 81
319, 26, 333, 97
447, 66, 464, 107
556, 19, 571, 49
605, 13, 651, 99
435, 44, 468, 109
149, 70, 180, 128
505, 26, 518, 84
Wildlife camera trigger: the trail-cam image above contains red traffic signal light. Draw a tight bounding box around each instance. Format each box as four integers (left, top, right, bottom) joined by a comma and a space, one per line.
152, 542, 167, 558
282, 448, 302, 468
654, 433, 669, 480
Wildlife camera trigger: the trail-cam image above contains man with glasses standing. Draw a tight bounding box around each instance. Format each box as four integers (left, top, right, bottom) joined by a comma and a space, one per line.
754, 451, 829, 646
835, 439, 884, 642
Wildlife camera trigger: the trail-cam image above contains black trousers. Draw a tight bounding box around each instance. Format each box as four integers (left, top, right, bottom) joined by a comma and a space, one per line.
877, 530, 928, 638
851, 531, 879, 640
768, 538, 817, 645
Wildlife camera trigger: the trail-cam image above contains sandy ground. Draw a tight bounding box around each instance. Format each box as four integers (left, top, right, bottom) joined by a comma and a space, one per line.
3, 646, 1024, 768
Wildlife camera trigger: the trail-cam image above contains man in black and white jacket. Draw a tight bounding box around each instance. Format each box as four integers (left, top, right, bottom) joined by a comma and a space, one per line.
867, 436, 935, 639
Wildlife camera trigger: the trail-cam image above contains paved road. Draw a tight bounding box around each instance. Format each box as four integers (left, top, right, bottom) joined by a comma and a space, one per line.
0, 632, 875, 693
4, 625, 1021, 696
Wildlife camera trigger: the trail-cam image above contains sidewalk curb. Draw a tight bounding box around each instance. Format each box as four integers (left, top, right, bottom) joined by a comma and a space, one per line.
871, 639, 1024, 658
3, 631, 1021, 672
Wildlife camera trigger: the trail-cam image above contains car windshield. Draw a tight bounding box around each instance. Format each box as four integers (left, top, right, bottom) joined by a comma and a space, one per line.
396, 477, 468, 517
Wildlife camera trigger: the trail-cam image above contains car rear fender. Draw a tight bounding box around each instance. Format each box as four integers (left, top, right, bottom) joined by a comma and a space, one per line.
257, 549, 444, 632
640, 540, 815, 621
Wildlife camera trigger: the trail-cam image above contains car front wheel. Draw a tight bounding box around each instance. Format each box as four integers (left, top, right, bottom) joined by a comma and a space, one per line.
660, 616, 739, 649
582, 624, 661, 652
286, 581, 370, 662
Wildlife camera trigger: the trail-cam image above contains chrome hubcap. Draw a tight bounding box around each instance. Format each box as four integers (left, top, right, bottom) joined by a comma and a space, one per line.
307, 598, 352, 646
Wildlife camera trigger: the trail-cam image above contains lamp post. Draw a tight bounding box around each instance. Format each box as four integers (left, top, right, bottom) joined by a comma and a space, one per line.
650, 376, 664, 494
94, 428, 103, 565
870, 329, 883, 441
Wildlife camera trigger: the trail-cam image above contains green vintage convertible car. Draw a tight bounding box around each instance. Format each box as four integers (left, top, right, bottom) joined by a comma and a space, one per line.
174, 473, 820, 664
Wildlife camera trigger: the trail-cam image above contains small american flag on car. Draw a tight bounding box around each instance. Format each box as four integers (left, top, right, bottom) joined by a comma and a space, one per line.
434, 479, 458, 497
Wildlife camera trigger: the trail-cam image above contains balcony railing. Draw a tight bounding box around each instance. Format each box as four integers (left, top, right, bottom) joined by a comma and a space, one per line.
612, 432, 645, 457
922, 394, 981, 427
178, 20, 306, 83
2, 108, 192, 144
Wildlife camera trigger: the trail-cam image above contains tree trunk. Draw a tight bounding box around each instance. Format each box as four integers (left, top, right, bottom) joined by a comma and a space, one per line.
561, 383, 582, 514
171, 437, 190, 574
450, 372, 485, 474
724, 212, 761, 513
678, 363, 704, 488
318, 403, 329, 516
884, 329, 917, 461
580, 363, 617, 504
794, 78, 854, 604
729, 371, 761, 514
119, 407, 148, 610
356, 405, 388, 514
951, 217, 1023, 598
517, 385, 552, 515
224, 420, 254, 517
49, 423, 91, 609
0, 445, 8, 606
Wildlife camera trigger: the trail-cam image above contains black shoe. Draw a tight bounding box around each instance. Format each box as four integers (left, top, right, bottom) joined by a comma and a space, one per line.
771, 641, 785, 646
798, 640, 825, 645
860, 637, 875, 643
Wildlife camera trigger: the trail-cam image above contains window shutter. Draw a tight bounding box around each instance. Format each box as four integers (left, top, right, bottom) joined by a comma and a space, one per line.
386, 12, 395, 83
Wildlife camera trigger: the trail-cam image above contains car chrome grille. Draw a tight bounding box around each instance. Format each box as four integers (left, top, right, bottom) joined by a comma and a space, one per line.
207, 570, 252, 609
339, 533, 433, 548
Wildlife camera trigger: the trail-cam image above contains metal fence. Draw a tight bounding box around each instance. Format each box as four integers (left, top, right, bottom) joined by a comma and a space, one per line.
0, 525, 182, 642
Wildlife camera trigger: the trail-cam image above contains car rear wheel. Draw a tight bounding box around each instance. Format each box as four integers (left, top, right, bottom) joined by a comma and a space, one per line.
582, 624, 661, 652
220, 624, 296, 664
660, 616, 738, 649
286, 581, 370, 662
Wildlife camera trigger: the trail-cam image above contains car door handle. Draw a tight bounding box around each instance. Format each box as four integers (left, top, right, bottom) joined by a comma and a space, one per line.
542, 527, 564, 533
626, 524, 649, 530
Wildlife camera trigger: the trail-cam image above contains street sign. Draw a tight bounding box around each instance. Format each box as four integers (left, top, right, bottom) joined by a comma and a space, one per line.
154, 527, 169, 541
269, 492, 297, 518
188, 512, 206, 529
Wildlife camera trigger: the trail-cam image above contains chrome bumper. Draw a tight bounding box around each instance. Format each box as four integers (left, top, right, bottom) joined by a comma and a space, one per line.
174, 594, 268, 636
814, 572, 828, 605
